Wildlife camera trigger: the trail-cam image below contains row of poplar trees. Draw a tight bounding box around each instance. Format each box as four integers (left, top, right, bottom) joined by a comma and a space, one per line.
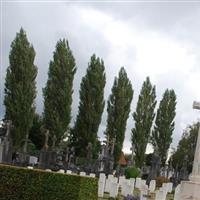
3, 29, 177, 169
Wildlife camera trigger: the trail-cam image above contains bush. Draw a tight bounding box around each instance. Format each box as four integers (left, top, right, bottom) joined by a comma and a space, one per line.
156, 176, 169, 187
125, 166, 140, 179
0, 164, 98, 200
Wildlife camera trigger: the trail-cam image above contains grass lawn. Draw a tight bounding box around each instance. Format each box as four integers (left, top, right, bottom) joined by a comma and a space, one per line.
98, 189, 174, 200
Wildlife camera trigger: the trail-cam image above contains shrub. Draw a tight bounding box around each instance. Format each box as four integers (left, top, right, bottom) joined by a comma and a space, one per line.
125, 166, 140, 179
156, 176, 169, 187
0, 164, 98, 200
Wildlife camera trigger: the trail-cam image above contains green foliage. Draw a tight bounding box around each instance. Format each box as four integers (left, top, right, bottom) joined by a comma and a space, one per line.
131, 77, 157, 168
4, 28, 37, 150
70, 54, 106, 158
43, 39, 76, 143
156, 176, 169, 187
125, 166, 140, 179
105, 67, 133, 166
27, 142, 40, 156
0, 164, 98, 200
171, 122, 199, 173
152, 89, 177, 166
29, 113, 44, 150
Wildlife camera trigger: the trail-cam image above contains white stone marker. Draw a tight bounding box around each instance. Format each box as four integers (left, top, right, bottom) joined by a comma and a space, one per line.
155, 190, 165, 200
140, 184, 148, 200
29, 156, 38, 165
109, 182, 119, 198
89, 173, 95, 178
98, 173, 106, 198
130, 178, 135, 190
174, 184, 180, 200
149, 180, 156, 193
135, 177, 141, 189
167, 182, 173, 193
66, 170, 72, 174
80, 172, 86, 176
118, 176, 125, 186
58, 169, 65, 173
45, 169, 52, 172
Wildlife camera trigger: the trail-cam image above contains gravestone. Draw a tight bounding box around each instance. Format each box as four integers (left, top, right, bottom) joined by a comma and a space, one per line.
98, 173, 106, 198
29, 156, 38, 166
174, 184, 180, 200
109, 182, 119, 198
66, 170, 72, 174
149, 180, 156, 193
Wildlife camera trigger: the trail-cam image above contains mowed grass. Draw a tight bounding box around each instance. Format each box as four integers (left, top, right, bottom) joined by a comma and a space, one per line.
98, 189, 174, 200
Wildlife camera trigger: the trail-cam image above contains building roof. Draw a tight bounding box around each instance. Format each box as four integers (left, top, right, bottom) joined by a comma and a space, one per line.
119, 152, 127, 166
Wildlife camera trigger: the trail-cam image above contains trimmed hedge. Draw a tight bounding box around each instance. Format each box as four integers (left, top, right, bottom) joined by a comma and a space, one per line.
0, 164, 98, 200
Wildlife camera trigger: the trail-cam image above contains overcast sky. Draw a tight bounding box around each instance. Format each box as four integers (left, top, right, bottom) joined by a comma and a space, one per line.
1, 1, 200, 153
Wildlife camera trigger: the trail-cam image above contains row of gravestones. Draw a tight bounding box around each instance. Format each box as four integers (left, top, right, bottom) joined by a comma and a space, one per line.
21, 166, 183, 200
27, 166, 96, 178
98, 173, 181, 200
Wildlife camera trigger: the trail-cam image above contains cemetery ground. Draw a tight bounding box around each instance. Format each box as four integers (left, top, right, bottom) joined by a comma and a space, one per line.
98, 190, 174, 200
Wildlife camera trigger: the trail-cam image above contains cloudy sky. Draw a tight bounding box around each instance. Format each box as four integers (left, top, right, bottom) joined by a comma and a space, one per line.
1, 1, 200, 153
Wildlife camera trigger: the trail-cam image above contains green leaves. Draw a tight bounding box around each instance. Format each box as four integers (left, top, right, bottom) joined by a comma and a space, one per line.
152, 89, 177, 166
105, 67, 133, 165
4, 28, 37, 150
70, 54, 106, 158
131, 77, 157, 168
43, 39, 76, 144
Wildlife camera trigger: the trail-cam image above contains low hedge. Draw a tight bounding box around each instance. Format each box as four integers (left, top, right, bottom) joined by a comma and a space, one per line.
0, 164, 98, 200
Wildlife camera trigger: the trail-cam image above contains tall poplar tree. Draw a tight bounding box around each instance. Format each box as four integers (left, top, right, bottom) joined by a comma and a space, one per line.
43, 39, 76, 144
131, 77, 156, 168
105, 67, 133, 165
152, 89, 176, 166
4, 28, 37, 150
70, 54, 106, 157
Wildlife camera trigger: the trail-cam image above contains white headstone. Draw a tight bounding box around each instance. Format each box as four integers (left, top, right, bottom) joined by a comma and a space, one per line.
118, 176, 125, 186
80, 172, 86, 176
29, 156, 38, 165
27, 166, 33, 169
135, 177, 142, 189
58, 169, 65, 173
45, 169, 52, 172
167, 182, 173, 193
174, 184, 180, 200
130, 178, 135, 190
89, 173, 96, 178
149, 180, 156, 192
98, 173, 106, 198
66, 170, 72, 174
109, 182, 119, 198
140, 184, 148, 200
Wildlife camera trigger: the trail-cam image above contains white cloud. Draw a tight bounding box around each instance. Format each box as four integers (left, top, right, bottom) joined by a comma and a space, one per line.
2, 2, 200, 155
